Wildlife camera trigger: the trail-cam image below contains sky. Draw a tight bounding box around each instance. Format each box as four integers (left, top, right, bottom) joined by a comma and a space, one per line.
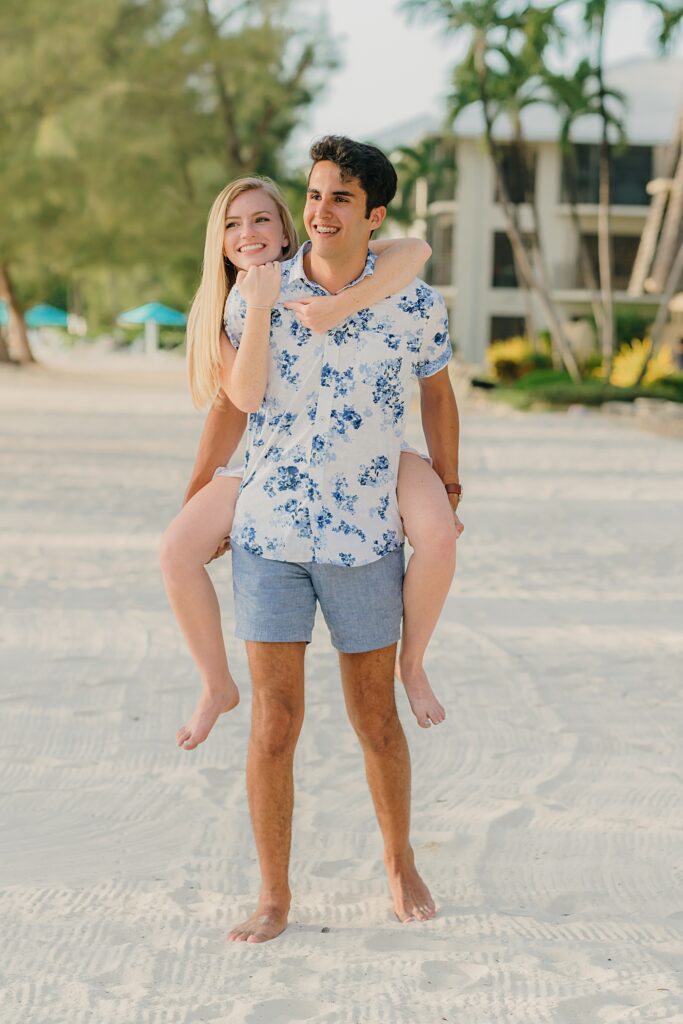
288, 0, 683, 158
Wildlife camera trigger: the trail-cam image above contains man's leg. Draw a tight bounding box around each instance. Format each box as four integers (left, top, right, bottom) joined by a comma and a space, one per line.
338, 643, 436, 923
227, 640, 306, 944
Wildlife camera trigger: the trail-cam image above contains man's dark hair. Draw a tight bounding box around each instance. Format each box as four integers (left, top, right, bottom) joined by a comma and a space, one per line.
309, 135, 397, 217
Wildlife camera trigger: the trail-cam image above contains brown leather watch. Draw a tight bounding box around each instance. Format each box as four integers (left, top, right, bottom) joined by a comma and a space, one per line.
444, 482, 462, 497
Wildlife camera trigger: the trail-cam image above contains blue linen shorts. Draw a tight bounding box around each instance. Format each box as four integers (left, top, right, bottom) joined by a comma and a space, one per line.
231, 544, 404, 654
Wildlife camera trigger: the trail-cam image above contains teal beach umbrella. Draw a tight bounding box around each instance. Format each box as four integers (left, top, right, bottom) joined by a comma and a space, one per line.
118, 302, 187, 354
118, 302, 187, 327
0, 301, 68, 329
25, 304, 69, 328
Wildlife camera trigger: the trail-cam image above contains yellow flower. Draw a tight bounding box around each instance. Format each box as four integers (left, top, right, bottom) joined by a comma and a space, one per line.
487, 337, 534, 379
609, 339, 675, 388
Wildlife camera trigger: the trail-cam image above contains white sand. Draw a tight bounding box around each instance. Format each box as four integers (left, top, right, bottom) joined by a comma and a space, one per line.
1, 361, 682, 1024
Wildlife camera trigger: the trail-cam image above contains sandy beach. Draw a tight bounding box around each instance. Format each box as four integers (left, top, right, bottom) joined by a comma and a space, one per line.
1, 360, 682, 1024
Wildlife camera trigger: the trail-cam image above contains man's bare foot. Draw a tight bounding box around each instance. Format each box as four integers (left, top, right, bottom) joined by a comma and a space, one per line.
385, 850, 436, 923
227, 901, 289, 944
396, 657, 445, 728
176, 678, 239, 750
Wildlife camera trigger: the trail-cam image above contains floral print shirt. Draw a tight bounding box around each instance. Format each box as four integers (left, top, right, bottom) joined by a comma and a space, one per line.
226, 241, 451, 567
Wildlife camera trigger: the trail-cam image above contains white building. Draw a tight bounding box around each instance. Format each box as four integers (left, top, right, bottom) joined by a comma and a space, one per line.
374, 57, 683, 366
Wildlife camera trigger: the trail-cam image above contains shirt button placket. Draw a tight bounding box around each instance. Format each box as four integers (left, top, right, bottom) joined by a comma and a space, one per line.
307, 329, 339, 559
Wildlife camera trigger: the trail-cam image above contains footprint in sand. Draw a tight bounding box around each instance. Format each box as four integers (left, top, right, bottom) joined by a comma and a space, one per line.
420, 958, 490, 992
244, 998, 321, 1023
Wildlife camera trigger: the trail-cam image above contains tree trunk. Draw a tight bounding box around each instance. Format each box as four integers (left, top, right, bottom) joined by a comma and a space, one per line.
514, 246, 539, 346
496, 159, 581, 380
510, 129, 540, 348
628, 111, 681, 294
0, 263, 34, 364
474, 40, 581, 380
487, 135, 581, 380
635, 241, 683, 386
566, 143, 606, 341
597, 139, 615, 365
596, 18, 615, 372
650, 142, 683, 291
0, 329, 12, 363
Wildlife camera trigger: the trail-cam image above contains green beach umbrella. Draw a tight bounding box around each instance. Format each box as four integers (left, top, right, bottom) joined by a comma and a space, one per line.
118, 302, 187, 355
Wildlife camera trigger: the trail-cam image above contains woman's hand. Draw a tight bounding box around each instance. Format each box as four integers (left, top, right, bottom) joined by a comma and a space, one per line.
447, 493, 464, 539
284, 294, 347, 334
237, 262, 281, 310
205, 535, 231, 563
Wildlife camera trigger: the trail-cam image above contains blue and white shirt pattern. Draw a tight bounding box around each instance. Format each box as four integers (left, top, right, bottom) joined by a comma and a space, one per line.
226, 242, 452, 567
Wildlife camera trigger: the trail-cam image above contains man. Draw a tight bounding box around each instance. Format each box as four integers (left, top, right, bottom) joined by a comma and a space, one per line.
188, 136, 461, 943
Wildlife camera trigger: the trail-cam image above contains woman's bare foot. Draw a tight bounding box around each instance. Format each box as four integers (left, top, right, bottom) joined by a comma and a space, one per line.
385, 850, 436, 923
227, 900, 290, 944
396, 656, 445, 728
176, 677, 239, 750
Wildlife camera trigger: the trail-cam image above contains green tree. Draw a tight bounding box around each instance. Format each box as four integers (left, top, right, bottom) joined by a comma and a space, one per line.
0, 0, 335, 355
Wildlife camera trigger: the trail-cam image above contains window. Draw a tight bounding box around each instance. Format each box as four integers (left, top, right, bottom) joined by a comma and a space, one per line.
490, 316, 526, 342
492, 232, 519, 288
583, 234, 641, 290
562, 145, 652, 205
426, 214, 454, 286
495, 144, 536, 204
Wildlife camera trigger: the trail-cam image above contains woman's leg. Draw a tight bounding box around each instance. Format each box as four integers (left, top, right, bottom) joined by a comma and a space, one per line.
397, 453, 458, 728
159, 476, 241, 749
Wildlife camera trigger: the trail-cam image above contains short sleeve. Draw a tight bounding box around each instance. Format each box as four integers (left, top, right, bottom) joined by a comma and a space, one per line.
414, 293, 452, 378
225, 286, 247, 350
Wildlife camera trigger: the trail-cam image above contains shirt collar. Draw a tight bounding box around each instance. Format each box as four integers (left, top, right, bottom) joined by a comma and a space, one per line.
288, 241, 377, 294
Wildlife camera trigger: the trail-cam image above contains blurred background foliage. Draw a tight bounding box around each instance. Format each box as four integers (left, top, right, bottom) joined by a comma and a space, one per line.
0, 0, 335, 332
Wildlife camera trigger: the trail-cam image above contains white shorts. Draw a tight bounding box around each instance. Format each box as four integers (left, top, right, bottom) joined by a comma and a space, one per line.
213, 463, 244, 481
212, 441, 431, 482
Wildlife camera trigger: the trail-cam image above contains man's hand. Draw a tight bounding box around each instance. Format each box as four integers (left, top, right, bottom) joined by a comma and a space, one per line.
284, 295, 346, 334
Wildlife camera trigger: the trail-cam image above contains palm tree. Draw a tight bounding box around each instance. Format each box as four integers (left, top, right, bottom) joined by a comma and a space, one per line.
392, 135, 457, 228
543, 58, 627, 348
402, 0, 582, 379
576, 0, 683, 370
579, 1, 617, 370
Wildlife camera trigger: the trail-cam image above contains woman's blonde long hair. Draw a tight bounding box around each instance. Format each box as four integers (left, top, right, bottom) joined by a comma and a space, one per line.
186, 176, 298, 408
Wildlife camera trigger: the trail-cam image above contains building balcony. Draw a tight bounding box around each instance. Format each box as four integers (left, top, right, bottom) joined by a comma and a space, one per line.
554, 203, 650, 222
